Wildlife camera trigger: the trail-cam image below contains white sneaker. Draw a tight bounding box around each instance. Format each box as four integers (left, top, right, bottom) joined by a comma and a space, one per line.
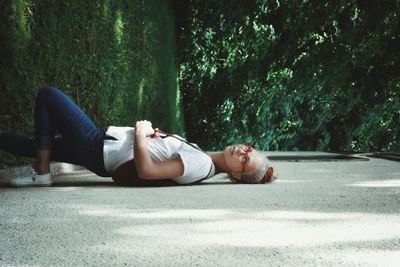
9, 167, 53, 187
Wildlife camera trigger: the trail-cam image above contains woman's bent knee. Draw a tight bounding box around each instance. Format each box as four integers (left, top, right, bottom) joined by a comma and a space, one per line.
37, 86, 60, 99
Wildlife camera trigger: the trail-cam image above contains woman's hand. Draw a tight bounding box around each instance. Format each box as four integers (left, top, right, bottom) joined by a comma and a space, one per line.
135, 120, 155, 137
133, 120, 184, 180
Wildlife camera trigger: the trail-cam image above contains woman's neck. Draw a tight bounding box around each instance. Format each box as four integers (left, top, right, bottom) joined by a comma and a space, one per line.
209, 152, 230, 174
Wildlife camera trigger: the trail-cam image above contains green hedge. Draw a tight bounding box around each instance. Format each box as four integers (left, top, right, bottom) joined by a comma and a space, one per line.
175, 0, 400, 152
0, 0, 183, 168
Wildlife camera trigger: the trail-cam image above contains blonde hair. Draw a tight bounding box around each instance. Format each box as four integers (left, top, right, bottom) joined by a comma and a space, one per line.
235, 156, 278, 184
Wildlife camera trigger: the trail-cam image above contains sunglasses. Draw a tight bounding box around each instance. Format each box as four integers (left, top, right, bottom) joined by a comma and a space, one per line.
239, 142, 254, 174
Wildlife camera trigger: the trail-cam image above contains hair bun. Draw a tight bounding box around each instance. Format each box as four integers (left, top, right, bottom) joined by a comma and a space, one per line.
261, 167, 275, 183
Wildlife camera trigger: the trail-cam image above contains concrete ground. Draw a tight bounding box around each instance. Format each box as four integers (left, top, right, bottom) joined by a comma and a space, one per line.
0, 152, 400, 266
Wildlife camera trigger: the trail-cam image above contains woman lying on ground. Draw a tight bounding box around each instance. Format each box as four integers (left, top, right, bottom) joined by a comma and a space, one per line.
0, 86, 277, 187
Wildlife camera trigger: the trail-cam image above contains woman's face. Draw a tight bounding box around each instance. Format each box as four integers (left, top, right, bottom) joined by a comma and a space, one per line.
223, 144, 265, 181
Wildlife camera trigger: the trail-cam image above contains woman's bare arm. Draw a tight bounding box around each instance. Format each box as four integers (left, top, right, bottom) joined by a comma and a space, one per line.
134, 120, 184, 180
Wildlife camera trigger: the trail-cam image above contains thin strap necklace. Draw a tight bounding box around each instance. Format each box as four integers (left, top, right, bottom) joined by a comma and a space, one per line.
151, 128, 214, 181
151, 128, 208, 155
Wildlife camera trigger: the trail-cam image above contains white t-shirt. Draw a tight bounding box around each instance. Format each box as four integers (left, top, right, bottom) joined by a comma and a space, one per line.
103, 126, 215, 184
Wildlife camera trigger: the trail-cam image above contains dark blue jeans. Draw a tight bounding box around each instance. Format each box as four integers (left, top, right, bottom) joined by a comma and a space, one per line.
0, 86, 110, 177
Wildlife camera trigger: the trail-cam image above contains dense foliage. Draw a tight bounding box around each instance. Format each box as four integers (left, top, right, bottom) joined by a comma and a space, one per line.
0, 0, 182, 167
1, 1, 399, 170
175, 0, 400, 152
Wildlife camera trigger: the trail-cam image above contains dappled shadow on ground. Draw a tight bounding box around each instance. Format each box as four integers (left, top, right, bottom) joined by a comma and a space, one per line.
76, 208, 400, 265
2, 203, 398, 266
1, 159, 399, 265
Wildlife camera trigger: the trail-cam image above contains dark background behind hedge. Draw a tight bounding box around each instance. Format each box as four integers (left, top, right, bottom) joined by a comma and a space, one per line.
1, 0, 399, 168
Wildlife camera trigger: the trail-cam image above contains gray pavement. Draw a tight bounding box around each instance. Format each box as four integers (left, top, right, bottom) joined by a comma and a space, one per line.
1, 152, 400, 266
